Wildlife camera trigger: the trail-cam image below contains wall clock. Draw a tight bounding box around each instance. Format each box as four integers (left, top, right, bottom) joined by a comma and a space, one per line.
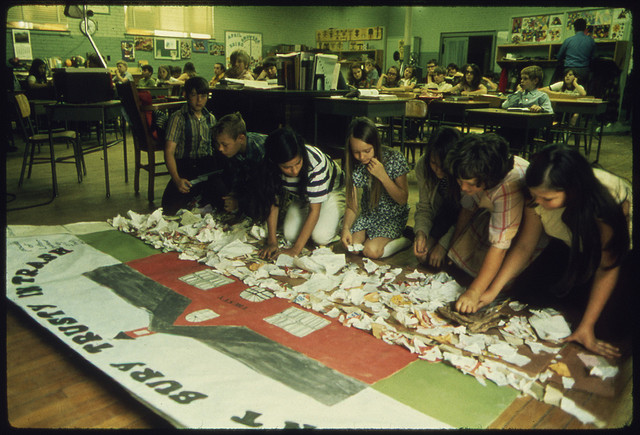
79, 18, 97, 36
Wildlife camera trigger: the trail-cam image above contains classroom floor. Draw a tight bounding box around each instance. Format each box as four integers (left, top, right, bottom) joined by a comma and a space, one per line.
5, 124, 634, 429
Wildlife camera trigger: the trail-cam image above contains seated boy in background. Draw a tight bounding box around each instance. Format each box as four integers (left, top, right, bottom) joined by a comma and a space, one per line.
500, 65, 553, 153
113, 60, 133, 84
137, 64, 157, 87
423, 66, 453, 93
162, 76, 225, 215
502, 65, 553, 113
212, 112, 267, 217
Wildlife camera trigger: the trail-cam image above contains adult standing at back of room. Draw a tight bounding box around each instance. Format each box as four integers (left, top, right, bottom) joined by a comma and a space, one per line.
556, 18, 595, 90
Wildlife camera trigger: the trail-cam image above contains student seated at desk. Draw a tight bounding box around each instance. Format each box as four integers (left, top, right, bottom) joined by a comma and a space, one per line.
423, 66, 453, 94
446, 133, 530, 315
113, 60, 134, 84
257, 127, 345, 260
364, 59, 379, 87
341, 117, 412, 259
137, 64, 157, 87
450, 63, 487, 96
376, 65, 401, 90
211, 112, 267, 216
226, 50, 255, 81
541, 69, 587, 126
446, 63, 464, 86
171, 65, 182, 80
424, 59, 439, 85
25, 58, 55, 99
161, 76, 223, 215
209, 63, 226, 87
255, 57, 278, 81
398, 65, 418, 90
157, 65, 181, 86
502, 65, 553, 113
177, 62, 197, 83
347, 61, 369, 89
481, 71, 499, 92
456, 144, 632, 358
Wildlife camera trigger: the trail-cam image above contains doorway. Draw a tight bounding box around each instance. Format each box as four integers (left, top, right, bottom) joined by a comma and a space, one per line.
440, 32, 496, 74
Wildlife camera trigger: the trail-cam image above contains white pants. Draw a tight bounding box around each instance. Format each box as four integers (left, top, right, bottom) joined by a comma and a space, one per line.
283, 190, 345, 246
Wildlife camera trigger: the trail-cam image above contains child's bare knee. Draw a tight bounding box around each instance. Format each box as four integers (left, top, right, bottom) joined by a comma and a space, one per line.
363, 245, 383, 259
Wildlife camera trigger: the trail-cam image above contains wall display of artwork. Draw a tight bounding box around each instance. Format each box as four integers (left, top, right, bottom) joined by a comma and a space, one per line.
209, 42, 225, 56
154, 38, 179, 60
193, 40, 207, 53
510, 8, 630, 44
316, 26, 383, 51
134, 37, 153, 52
225, 31, 263, 70
180, 40, 192, 59
121, 40, 135, 62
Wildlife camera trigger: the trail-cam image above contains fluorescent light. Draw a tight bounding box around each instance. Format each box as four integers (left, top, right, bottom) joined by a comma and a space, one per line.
154, 29, 188, 38
190, 33, 211, 40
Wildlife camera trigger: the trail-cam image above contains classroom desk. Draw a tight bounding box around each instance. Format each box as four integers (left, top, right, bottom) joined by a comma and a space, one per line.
427, 99, 491, 132
46, 100, 127, 198
465, 108, 554, 156
208, 88, 346, 150
550, 99, 607, 163
313, 97, 407, 152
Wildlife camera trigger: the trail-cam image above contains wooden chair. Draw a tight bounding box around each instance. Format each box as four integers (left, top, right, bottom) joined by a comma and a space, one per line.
13, 93, 82, 191
392, 99, 430, 165
116, 81, 184, 202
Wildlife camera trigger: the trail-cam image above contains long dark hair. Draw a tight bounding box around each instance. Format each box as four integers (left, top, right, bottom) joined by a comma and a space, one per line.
28, 58, 47, 83
461, 63, 482, 91
525, 144, 630, 294
422, 127, 461, 200
237, 127, 310, 222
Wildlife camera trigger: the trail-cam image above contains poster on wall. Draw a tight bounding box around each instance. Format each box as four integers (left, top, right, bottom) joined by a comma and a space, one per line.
180, 40, 192, 59
209, 42, 225, 56
12, 29, 33, 60
134, 37, 153, 52
121, 41, 135, 62
225, 31, 262, 70
155, 38, 178, 60
521, 15, 550, 43
193, 40, 207, 53
548, 15, 563, 42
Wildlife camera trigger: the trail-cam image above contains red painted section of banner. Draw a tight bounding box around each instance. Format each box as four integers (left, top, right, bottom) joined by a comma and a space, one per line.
126, 252, 417, 384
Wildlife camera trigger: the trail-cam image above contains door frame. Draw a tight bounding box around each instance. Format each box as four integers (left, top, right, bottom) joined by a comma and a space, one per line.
439, 31, 497, 73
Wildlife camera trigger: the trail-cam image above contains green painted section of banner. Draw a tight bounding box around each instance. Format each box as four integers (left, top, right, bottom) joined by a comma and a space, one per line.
372, 359, 519, 429
78, 230, 160, 263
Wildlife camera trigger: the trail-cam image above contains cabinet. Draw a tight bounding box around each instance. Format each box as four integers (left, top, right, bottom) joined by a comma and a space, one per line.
336, 49, 384, 67
496, 40, 628, 69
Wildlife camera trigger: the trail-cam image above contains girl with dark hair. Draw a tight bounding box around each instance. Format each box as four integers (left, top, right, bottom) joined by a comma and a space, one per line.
341, 117, 411, 259
26, 58, 54, 99
376, 66, 401, 90
450, 63, 487, 96
467, 145, 632, 357
446, 133, 530, 312
413, 127, 462, 268
347, 62, 369, 89
258, 127, 345, 260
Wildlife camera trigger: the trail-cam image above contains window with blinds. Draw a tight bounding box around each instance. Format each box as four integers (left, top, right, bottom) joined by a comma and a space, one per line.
6, 4, 69, 31
125, 5, 213, 38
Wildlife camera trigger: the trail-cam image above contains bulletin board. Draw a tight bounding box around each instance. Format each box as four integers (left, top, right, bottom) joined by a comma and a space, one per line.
225, 31, 263, 70
316, 26, 383, 51
510, 8, 630, 44
155, 37, 179, 60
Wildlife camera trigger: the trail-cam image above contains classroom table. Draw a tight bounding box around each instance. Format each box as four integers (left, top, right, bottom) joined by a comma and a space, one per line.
550, 98, 608, 163
426, 98, 491, 132
45, 100, 127, 198
313, 96, 407, 152
465, 108, 554, 156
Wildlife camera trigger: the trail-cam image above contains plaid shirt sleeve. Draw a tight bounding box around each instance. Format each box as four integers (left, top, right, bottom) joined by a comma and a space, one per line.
487, 179, 526, 249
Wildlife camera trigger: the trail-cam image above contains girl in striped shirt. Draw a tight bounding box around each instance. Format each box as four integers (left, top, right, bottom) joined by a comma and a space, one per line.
258, 128, 345, 260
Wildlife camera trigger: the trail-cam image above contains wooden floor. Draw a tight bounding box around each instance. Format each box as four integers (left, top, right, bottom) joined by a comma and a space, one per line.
5, 124, 634, 429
